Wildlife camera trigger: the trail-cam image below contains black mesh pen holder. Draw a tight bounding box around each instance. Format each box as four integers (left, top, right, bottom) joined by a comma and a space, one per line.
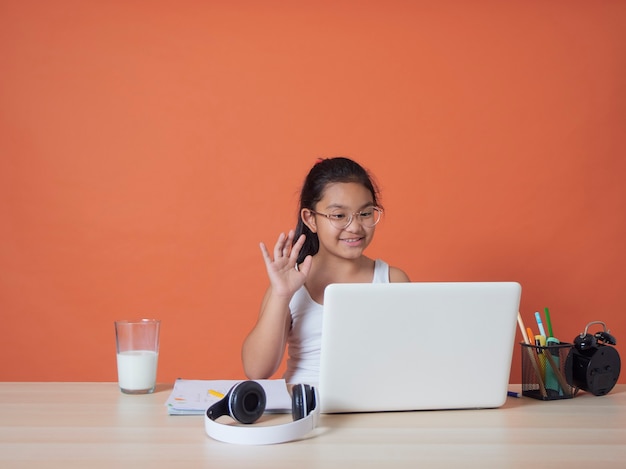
521, 342, 575, 400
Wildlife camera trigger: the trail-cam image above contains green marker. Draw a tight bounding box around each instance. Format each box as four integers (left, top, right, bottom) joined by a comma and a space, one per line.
544, 307, 554, 338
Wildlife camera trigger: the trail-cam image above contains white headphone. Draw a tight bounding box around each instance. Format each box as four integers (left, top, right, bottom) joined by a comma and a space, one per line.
204, 380, 320, 445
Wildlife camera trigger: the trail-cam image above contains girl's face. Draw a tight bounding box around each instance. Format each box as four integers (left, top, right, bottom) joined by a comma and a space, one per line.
302, 182, 378, 260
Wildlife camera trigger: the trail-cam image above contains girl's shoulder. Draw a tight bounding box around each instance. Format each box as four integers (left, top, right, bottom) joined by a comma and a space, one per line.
388, 264, 410, 282
372, 259, 410, 282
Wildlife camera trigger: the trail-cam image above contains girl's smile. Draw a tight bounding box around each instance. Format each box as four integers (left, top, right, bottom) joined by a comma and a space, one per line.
339, 236, 366, 247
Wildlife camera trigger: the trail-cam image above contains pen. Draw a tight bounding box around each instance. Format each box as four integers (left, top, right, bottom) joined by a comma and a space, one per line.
518, 320, 547, 398
535, 335, 546, 348
517, 312, 530, 344
535, 334, 547, 381
521, 322, 548, 398
534, 311, 546, 338
507, 391, 521, 398
209, 389, 225, 399
544, 307, 554, 338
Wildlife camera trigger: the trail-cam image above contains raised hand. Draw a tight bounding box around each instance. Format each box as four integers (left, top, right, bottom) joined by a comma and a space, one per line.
259, 230, 312, 298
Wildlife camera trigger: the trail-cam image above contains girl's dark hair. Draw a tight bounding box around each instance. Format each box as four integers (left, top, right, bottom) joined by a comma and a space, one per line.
294, 157, 381, 264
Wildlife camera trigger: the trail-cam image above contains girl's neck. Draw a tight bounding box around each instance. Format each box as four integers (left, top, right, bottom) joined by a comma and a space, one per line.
326, 253, 370, 272
304, 254, 375, 304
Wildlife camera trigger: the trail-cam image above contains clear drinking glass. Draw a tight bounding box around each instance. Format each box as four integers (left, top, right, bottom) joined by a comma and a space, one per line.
115, 319, 160, 394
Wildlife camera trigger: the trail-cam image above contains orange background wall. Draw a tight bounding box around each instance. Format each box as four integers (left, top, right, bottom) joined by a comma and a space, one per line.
1, 0, 625, 385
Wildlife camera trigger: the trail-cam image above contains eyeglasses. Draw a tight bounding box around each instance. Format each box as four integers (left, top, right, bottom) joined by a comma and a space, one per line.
309, 206, 383, 230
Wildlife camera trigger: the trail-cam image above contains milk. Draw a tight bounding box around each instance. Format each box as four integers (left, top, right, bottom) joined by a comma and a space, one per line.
116, 350, 158, 392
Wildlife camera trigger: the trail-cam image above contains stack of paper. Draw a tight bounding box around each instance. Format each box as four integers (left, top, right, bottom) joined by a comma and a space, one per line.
165, 379, 292, 415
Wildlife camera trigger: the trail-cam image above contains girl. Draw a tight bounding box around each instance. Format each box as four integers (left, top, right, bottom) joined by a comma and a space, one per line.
242, 157, 409, 385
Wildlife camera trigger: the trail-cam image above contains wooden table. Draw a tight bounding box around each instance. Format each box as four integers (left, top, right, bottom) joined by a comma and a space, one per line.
1, 383, 625, 468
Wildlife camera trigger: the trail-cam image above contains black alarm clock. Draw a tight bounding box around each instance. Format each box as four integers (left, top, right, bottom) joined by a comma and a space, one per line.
565, 321, 621, 396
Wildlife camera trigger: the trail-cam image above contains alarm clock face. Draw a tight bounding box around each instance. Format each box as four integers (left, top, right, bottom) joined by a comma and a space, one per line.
566, 345, 621, 396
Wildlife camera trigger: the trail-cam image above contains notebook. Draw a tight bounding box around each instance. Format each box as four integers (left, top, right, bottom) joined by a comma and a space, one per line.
318, 281, 522, 413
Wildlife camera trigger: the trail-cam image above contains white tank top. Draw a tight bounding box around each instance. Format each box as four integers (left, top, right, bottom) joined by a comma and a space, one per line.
283, 259, 390, 385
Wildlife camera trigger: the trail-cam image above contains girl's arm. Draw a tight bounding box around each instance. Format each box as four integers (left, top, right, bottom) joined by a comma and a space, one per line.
241, 286, 292, 379
241, 231, 312, 379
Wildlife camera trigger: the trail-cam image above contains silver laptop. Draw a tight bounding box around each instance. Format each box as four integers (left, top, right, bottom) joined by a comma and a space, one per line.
318, 282, 521, 413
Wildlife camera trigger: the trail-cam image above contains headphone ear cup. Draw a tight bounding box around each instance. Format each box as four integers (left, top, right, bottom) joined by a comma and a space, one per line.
292, 384, 305, 421
292, 384, 316, 421
228, 381, 267, 424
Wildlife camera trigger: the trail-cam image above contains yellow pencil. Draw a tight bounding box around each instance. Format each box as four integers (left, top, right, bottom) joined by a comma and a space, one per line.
208, 389, 225, 399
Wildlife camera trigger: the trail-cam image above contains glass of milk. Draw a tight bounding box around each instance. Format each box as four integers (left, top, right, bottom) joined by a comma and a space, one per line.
115, 319, 160, 394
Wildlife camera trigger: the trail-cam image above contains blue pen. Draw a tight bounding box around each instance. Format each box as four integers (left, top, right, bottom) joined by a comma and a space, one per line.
534, 311, 546, 338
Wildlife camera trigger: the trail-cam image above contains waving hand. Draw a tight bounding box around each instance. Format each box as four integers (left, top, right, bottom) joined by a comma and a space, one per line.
259, 230, 312, 298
